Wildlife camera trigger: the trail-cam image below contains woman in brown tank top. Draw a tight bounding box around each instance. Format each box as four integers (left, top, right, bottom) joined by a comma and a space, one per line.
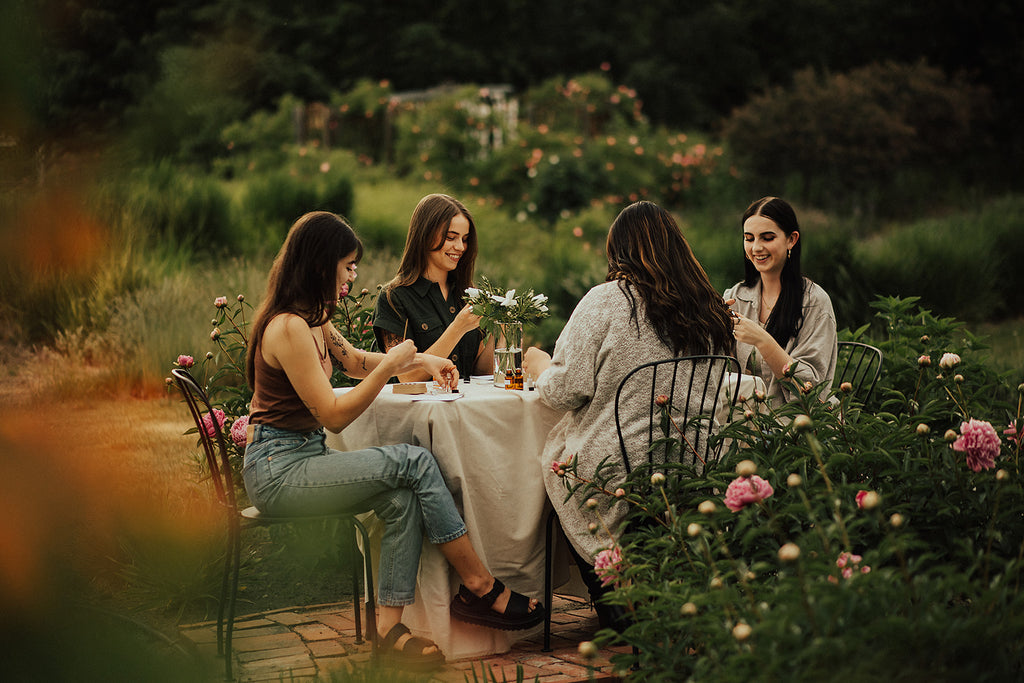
242, 211, 544, 670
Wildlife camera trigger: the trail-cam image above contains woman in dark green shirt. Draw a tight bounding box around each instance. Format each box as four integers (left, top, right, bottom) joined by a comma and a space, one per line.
374, 194, 494, 381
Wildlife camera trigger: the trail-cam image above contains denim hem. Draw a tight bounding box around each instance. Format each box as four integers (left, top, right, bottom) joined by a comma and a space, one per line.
429, 526, 467, 546
377, 593, 416, 607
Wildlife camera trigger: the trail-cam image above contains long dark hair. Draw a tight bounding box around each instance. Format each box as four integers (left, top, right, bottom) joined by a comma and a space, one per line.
741, 196, 804, 347
384, 194, 477, 301
606, 201, 733, 356
246, 211, 363, 387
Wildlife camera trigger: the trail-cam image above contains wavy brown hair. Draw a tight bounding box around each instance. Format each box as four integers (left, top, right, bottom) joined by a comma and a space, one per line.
606, 201, 733, 356
246, 211, 363, 387
384, 194, 478, 301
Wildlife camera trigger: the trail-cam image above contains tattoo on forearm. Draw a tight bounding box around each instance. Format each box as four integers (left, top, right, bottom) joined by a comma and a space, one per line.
361, 351, 368, 371
330, 329, 348, 356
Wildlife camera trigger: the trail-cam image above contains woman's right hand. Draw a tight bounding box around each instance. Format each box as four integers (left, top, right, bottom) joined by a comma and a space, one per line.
383, 338, 418, 374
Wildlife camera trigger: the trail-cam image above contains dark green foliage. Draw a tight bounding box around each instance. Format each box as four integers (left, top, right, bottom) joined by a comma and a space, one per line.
575, 298, 1024, 680
722, 61, 990, 217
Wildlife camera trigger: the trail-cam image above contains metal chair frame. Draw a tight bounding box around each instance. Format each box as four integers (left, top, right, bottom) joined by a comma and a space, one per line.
541, 354, 740, 652
172, 369, 376, 681
834, 341, 884, 403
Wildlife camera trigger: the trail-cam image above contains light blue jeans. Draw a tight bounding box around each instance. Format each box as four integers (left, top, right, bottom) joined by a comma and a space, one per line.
242, 424, 467, 606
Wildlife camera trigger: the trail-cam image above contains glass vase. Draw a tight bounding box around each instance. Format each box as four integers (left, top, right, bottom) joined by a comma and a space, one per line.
493, 321, 523, 387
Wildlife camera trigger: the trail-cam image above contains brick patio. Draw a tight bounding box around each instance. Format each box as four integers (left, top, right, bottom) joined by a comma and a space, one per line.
180, 594, 628, 682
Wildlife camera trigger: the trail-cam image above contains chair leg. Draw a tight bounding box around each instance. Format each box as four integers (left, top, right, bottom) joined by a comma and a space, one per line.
543, 509, 556, 653
346, 520, 363, 645
216, 521, 231, 657
353, 518, 377, 649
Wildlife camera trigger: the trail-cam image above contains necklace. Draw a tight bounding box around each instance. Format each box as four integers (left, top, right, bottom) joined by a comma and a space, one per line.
759, 293, 776, 324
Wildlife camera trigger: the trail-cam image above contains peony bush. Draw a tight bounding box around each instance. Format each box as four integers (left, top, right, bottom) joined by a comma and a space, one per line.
573, 297, 1024, 681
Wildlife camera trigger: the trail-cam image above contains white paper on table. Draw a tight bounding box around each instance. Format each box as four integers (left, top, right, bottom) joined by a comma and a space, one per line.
409, 392, 465, 402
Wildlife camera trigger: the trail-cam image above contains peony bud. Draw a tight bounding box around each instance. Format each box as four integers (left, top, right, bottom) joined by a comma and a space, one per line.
588, 522, 598, 534
214, 296, 228, 308
916, 423, 930, 436
578, 641, 598, 658
614, 488, 626, 498
687, 523, 702, 537
651, 472, 666, 486
735, 459, 757, 477
709, 576, 723, 589
236, 294, 245, 302
732, 622, 752, 641
680, 602, 698, 616
164, 377, 173, 385
954, 374, 964, 384
996, 469, 1008, 481
938, 352, 960, 370
654, 394, 670, 407
890, 513, 904, 528
778, 543, 801, 562
698, 500, 716, 515
840, 381, 853, 393
210, 328, 221, 341
754, 389, 766, 402
744, 409, 755, 421
918, 355, 931, 367
944, 429, 958, 442
585, 498, 599, 510
793, 414, 813, 432
859, 491, 880, 510
787, 473, 802, 488
920, 335, 929, 344
206, 351, 214, 359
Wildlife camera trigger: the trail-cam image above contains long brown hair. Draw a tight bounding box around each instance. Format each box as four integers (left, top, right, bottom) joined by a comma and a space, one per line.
606, 201, 733, 356
246, 211, 363, 387
384, 194, 478, 300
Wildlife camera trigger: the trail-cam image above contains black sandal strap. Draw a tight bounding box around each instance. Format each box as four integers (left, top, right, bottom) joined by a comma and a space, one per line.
403, 635, 436, 654
457, 578, 506, 608
378, 622, 411, 652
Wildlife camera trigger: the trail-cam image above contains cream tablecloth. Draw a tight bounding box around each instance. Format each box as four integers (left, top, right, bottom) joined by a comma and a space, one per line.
327, 380, 566, 660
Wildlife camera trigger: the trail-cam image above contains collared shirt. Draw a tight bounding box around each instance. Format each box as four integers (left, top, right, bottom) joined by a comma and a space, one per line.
373, 276, 483, 378
723, 277, 838, 407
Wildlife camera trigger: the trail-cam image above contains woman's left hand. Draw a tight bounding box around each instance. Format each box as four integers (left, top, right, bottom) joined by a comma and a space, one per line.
523, 347, 551, 382
732, 314, 769, 346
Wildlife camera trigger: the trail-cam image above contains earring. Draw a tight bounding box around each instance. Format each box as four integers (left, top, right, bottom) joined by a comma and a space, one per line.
787, 248, 791, 259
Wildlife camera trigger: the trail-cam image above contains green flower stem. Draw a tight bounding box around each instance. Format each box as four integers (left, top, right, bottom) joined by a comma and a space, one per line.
793, 558, 820, 637
796, 488, 832, 555
806, 432, 833, 494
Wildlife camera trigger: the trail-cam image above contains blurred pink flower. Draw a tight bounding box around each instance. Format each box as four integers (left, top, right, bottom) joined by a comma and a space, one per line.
202, 408, 227, 438
339, 283, 350, 298
230, 415, 250, 449
176, 355, 194, 369
834, 551, 870, 581
214, 296, 228, 308
855, 490, 869, 508
724, 475, 774, 512
1004, 422, 1022, 447
593, 546, 623, 587
953, 418, 1000, 472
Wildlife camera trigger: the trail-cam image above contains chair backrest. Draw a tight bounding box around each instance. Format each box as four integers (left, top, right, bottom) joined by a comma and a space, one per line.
172, 368, 239, 514
615, 354, 741, 478
834, 341, 883, 403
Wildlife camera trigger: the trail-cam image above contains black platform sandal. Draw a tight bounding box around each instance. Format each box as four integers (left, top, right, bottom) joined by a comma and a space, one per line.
375, 623, 445, 671
450, 578, 546, 630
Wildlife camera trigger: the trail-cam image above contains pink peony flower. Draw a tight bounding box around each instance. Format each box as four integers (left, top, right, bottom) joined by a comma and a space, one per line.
855, 490, 869, 509
724, 475, 774, 512
834, 551, 870, 581
593, 546, 624, 587
953, 418, 1000, 472
201, 408, 227, 437
917, 355, 931, 367
339, 283, 350, 298
214, 296, 228, 308
176, 354, 194, 368
231, 415, 250, 449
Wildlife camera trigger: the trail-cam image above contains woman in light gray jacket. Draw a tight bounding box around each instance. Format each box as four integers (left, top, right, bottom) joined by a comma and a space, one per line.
723, 196, 837, 408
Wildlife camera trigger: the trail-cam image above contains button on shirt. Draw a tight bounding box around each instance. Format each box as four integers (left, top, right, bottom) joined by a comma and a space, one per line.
373, 277, 483, 378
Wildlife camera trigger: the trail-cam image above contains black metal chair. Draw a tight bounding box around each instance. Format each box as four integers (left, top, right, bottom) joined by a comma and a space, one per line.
171, 369, 376, 681
834, 341, 883, 403
541, 354, 741, 651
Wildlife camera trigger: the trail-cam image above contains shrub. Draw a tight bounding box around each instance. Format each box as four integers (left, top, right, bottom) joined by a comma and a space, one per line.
722, 60, 990, 217
572, 297, 1024, 680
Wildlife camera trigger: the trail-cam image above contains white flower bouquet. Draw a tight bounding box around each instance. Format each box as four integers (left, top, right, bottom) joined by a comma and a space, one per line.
463, 276, 550, 337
